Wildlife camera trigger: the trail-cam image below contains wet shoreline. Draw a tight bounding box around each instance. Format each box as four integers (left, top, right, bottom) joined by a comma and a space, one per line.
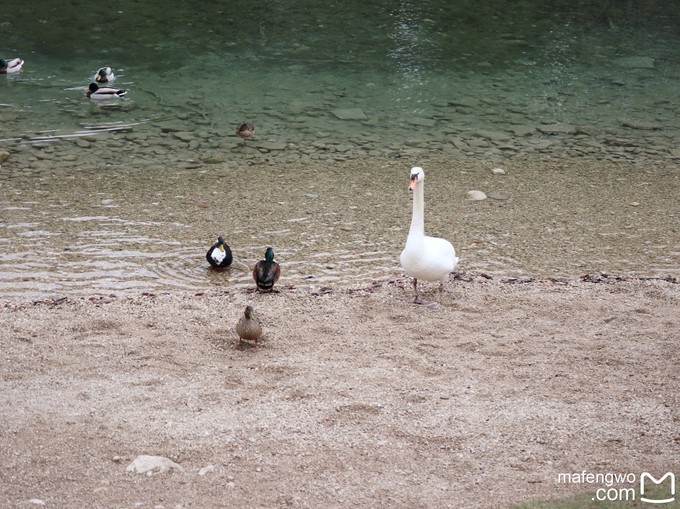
1, 147, 678, 298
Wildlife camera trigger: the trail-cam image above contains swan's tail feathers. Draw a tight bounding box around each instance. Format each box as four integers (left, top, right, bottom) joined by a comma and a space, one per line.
450, 255, 460, 272
441, 257, 460, 283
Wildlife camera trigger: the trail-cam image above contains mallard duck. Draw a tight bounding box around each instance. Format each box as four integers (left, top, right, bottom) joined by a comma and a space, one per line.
235, 305, 262, 346
236, 122, 254, 145
400, 167, 459, 304
0, 58, 24, 74
206, 236, 233, 269
253, 247, 280, 292
86, 82, 127, 100
94, 66, 115, 83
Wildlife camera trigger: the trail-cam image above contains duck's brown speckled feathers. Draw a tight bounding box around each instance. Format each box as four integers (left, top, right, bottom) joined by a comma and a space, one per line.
235, 305, 262, 346
236, 122, 254, 141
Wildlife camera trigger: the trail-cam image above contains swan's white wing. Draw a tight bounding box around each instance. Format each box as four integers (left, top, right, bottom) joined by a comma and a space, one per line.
401, 235, 457, 282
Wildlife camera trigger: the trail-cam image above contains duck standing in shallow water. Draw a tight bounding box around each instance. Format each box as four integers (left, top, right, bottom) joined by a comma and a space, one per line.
235, 305, 262, 347
400, 166, 459, 304
253, 247, 280, 292
94, 66, 115, 83
0, 58, 24, 74
236, 122, 254, 145
206, 236, 233, 269
86, 82, 127, 100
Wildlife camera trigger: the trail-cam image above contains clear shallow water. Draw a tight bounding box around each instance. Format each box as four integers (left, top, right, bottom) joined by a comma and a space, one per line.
1, 1, 679, 297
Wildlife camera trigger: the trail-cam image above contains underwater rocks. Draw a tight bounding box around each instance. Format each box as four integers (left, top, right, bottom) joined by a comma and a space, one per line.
614, 56, 655, 69
1, 62, 678, 172
331, 108, 367, 120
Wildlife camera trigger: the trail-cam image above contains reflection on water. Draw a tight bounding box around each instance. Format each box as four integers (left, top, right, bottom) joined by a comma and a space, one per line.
0, 0, 679, 297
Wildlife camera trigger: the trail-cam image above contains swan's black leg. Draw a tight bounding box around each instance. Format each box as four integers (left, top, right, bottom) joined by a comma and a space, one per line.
413, 278, 421, 304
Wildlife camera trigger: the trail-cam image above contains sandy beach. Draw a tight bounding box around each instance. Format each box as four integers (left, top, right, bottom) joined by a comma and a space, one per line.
1, 272, 678, 508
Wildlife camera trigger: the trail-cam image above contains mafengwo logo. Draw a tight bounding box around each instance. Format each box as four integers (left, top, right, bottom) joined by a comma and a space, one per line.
640, 472, 675, 505
556, 471, 675, 504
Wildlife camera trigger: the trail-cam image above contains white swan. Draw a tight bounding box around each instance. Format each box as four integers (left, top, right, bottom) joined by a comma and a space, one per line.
400, 166, 458, 303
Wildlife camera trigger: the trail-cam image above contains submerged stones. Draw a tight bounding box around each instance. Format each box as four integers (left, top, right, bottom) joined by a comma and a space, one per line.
1, 61, 677, 170
331, 108, 367, 121
614, 56, 655, 69
537, 124, 577, 136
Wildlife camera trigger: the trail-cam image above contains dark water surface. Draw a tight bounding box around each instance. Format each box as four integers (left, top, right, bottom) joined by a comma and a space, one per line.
1, 1, 678, 296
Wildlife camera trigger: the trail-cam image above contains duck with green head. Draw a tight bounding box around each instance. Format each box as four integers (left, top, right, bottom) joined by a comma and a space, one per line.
87, 82, 127, 100
253, 247, 280, 292
0, 58, 24, 74
94, 66, 115, 83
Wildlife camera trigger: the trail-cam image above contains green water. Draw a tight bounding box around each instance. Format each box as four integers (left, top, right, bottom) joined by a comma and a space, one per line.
1, 1, 679, 297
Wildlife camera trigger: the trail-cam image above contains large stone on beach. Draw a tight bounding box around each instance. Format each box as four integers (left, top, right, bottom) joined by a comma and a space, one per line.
126, 455, 185, 475
331, 108, 367, 120
466, 190, 487, 201
0, 150, 10, 163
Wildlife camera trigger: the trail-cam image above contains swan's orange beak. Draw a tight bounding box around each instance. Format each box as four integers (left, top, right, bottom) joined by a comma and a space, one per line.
408, 178, 417, 191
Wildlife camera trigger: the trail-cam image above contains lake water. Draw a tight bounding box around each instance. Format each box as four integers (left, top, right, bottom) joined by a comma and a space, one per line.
1, 0, 679, 297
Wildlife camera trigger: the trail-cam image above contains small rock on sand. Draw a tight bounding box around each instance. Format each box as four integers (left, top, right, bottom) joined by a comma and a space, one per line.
126, 455, 185, 475
331, 108, 367, 121
466, 190, 488, 201
199, 464, 216, 476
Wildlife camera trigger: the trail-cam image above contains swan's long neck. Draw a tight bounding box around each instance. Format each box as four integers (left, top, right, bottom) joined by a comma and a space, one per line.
408, 181, 425, 240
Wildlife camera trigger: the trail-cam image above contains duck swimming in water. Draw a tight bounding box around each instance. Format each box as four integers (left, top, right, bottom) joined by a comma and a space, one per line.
86, 82, 127, 100
206, 236, 233, 269
94, 66, 115, 83
253, 247, 280, 292
236, 122, 254, 145
0, 58, 24, 74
